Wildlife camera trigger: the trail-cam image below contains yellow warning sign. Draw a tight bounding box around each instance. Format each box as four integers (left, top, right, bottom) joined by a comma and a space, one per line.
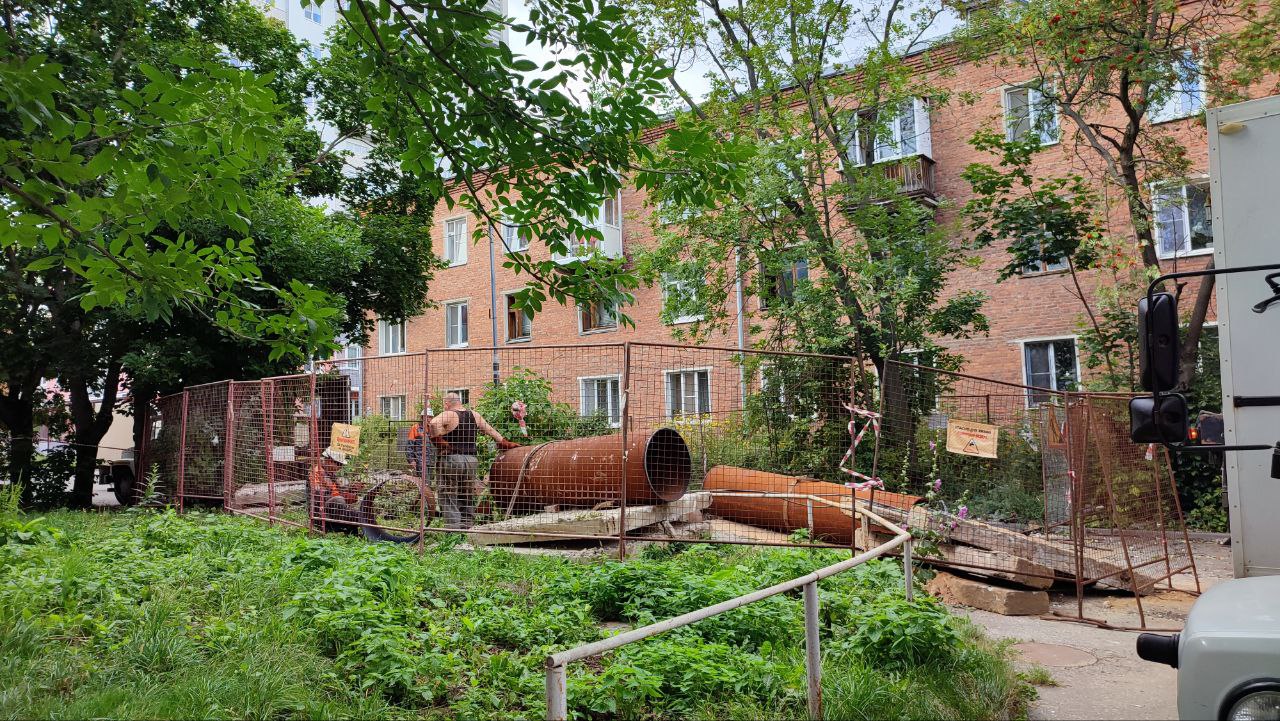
330, 423, 361, 454
945, 419, 999, 459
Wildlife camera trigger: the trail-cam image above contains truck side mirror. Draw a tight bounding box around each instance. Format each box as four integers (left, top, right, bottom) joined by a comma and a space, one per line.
1138, 292, 1180, 392
1130, 394, 1189, 444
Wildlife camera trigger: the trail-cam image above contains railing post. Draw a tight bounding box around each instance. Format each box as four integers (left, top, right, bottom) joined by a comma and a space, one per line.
223, 383, 235, 511
546, 661, 567, 721
803, 581, 823, 721
903, 536, 914, 602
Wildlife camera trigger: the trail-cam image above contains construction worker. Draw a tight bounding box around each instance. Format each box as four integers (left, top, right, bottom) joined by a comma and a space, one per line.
312, 447, 358, 530
406, 417, 425, 476
429, 392, 519, 528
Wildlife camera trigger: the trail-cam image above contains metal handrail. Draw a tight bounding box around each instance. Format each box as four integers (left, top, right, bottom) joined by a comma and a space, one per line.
544, 505, 914, 721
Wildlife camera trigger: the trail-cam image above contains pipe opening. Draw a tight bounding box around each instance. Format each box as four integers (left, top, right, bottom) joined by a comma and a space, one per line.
643, 427, 693, 502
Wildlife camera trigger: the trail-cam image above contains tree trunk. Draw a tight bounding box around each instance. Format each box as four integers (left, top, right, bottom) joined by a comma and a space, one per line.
1119, 161, 1162, 269
1178, 259, 1217, 391
0, 391, 38, 507
65, 362, 123, 509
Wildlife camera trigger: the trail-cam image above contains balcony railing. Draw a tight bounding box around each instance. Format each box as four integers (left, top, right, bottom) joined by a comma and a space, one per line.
844, 153, 938, 206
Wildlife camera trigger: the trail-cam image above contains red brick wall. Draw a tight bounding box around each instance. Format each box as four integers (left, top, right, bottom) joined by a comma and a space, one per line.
353, 31, 1265, 405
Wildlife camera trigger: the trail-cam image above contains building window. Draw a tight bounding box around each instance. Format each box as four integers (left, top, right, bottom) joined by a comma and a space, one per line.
845, 99, 932, 166
445, 301, 469, 347
1023, 338, 1079, 405
303, 5, 322, 23
662, 271, 704, 324
602, 192, 621, 229
379, 395, 406, 420
666, 369, 711, 418
761, 259, 809, 309
1153, 181, 1212, 259
580, 376, 621, 427
1149, 51, 1204, 124
579, 300, 617, 333
339, 342, 362, 390
501, 221, 528, 253
505, 293, 532, 342
444, 217, 468, 266
377, 319, 405, 355
1022, 236, 1070, 275
1004, 84, 1058, 145
445, 388, 470, 406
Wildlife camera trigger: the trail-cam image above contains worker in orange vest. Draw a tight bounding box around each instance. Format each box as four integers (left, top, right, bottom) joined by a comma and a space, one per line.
311, 447, 358, 530
406, 404, 433, 477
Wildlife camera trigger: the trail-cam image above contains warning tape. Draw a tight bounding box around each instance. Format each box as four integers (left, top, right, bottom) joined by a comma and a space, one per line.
839, 403, 884, 491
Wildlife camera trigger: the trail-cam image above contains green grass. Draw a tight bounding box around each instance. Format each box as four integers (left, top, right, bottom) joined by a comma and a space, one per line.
0, 508, 1029, 720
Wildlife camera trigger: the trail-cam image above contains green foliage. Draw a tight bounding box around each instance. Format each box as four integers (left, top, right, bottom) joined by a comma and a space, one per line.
830, 594, 961, 669
625, 0, 986, 384
0, 511, 1028, 720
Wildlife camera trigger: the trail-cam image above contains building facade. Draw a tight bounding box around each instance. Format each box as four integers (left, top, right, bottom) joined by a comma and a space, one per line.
350, 30, 1233, 422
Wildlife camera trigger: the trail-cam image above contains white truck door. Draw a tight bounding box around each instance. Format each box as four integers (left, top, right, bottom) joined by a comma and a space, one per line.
1208, 95, 1280, 578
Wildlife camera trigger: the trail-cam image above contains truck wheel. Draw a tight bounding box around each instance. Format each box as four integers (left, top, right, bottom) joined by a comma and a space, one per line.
358, 477, 423, 544
111, 466, 137, 506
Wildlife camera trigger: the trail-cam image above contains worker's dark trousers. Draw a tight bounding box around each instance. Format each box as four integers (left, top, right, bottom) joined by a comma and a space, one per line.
440, 454, 479, 528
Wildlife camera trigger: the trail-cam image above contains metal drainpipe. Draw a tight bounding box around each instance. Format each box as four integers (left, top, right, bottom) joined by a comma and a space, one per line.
488, 223, 500, 386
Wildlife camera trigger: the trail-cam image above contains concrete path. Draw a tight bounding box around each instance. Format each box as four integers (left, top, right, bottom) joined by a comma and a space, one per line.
955, 540, 1234, 721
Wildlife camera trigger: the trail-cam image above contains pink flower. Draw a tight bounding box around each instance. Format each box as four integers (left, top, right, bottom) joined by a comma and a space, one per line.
932, 478, 942, 493
928, 441, 937, 451
957, 506, 969, 520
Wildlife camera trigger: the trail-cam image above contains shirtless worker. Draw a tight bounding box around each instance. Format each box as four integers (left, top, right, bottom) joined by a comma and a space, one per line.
429, 392, 519, 528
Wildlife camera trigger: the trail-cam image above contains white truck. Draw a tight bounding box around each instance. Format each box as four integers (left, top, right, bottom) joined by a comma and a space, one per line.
1133, 95, 1280, 721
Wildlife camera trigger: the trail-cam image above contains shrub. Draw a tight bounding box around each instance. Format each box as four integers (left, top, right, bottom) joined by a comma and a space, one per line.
829, 594, 962, 669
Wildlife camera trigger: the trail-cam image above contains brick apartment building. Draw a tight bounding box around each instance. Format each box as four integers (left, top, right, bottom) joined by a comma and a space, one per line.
344, 31, 1224, 424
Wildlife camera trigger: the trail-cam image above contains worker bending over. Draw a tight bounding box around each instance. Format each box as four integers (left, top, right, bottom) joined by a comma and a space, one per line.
429, 392, 518, 528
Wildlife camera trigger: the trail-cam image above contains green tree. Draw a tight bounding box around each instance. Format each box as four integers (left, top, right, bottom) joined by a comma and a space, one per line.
961, 0, 1280, 387
323, 0, 736, 320
625, 0, 988, 405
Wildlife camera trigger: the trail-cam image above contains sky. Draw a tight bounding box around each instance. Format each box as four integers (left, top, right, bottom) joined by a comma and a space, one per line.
503, 0, 963, 107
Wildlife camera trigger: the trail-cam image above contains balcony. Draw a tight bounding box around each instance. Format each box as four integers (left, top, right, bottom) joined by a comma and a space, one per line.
552, 223, 623, 266
843, 154, 937, 208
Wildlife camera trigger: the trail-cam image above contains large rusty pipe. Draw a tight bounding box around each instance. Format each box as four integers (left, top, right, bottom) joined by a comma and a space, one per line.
489, 428, 692, 511
703, 465, 921, 545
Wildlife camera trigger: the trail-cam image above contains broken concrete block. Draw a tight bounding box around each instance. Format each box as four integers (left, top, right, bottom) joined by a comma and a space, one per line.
926, 572, 1050, 616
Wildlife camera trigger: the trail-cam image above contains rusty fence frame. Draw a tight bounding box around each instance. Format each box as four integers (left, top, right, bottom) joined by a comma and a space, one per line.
136, 345, 1198, 630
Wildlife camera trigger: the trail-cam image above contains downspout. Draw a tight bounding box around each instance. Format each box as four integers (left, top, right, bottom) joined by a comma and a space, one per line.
488, 222, 500, 386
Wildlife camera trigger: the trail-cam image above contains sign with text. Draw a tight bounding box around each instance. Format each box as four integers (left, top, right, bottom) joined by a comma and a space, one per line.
945, 419, 999, 459
330, 423, 361, 455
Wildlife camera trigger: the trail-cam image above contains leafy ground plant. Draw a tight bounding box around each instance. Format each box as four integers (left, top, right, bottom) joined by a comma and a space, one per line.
0, 508, 1030, 720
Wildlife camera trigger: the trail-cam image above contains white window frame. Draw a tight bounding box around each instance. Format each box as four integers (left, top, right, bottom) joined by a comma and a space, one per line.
579, 375, 622, 428
445, 300, 469, 348
1148, 50, 1205, 125
1152, 178, 1213, 260
602, 191, 622, 229
377, 319, 406, 355
444, 216, 468, 266
303, 5, 322, 23
1002, 84, 1059, 146
662, 272, 704, 325
503, 291, 532, 343
579, 299, 618, 334
379, 395, 406, 420
846, 98, 932, 166
665, 367, 712, 419
1019, 336, 1080, 407
501, 220, 529, 253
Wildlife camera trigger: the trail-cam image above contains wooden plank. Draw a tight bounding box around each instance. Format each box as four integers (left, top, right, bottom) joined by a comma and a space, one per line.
864, 529, 1054, 589
863, 501, 1157, 594
468, 492, 713, 546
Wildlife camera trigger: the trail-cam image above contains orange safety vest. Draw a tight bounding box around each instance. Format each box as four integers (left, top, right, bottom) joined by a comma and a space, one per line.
409, 423, 423, 440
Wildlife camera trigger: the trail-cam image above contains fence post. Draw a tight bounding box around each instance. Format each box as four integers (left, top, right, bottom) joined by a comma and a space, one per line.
419, 350, 429, 555
264, 381, 276, 526
903, 536, 914, 602
136, 403, 151, 504
617, 342, 631, 561
803, 581, 823, 721
309, 370, 319, 533
177, 391, 189, 513
545, 661, 567, 721
223, 383, 236, 511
